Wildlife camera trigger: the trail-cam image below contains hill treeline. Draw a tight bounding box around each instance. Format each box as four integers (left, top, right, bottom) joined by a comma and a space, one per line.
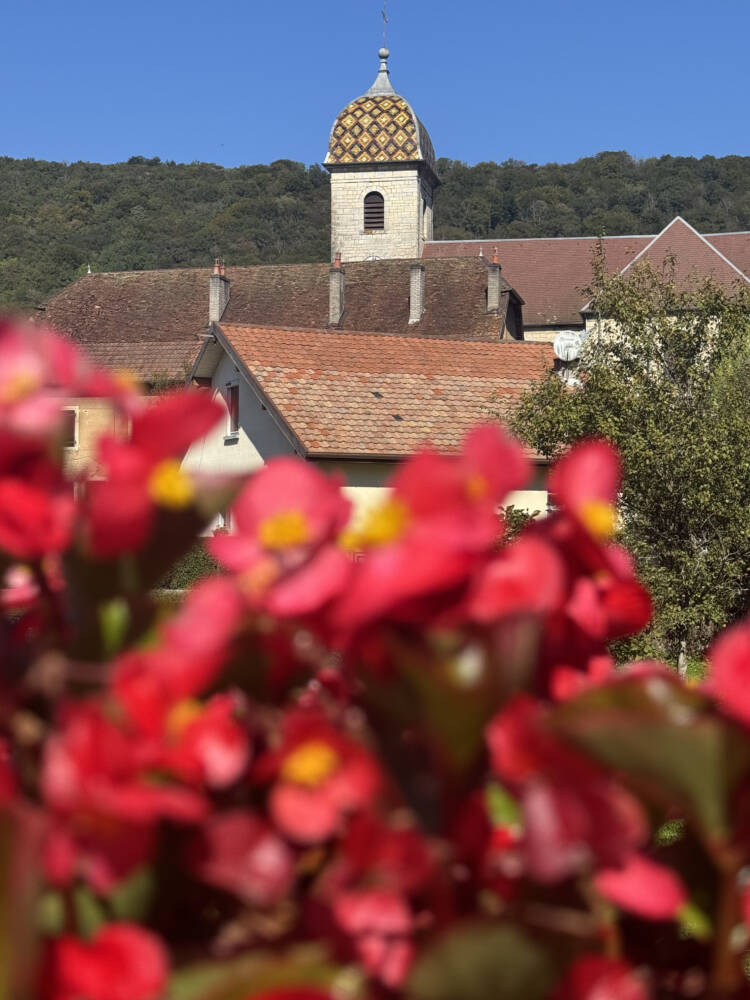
2, 151, 750, 309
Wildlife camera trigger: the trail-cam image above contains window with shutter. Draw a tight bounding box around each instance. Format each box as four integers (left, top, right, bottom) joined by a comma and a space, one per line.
363, 191, 385, 231
62, 408, 77, 448
226, 385, 239, 435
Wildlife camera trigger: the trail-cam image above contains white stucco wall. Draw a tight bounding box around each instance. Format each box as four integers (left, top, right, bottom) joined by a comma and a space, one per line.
182, 353, 297, 477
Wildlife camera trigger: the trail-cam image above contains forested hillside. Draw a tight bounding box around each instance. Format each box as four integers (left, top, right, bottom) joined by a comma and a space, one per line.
2, 151, 749, 309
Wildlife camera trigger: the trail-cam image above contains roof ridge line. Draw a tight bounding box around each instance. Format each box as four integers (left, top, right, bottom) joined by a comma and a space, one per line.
618, 215, 750, 284
220, 322, 552, 348
425, 234, 656, 245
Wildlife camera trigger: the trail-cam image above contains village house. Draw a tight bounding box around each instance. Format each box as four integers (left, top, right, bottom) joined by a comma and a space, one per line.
42, 47, 750, 518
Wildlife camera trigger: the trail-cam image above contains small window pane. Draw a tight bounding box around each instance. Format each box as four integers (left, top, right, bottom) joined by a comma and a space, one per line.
364, 191, 384, 230
227, 385, 239, 434
62, 409, 77, 448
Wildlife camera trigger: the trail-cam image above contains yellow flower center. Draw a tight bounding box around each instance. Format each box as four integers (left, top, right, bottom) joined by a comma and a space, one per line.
148, 459, 195, 509
1, 370, 41, 405
465, 473, 489, 500
579, 499, 617, 540
342, 497, 409, 550
166, 698, 203, 739
258, 510, 310, 550
281, 740, 340, 787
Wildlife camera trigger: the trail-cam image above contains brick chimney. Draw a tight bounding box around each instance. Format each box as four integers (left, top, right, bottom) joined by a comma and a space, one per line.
487, 248, 502, 313
408, 264, 425, 324
329, 252, 345, 325
209, 258, 230, 323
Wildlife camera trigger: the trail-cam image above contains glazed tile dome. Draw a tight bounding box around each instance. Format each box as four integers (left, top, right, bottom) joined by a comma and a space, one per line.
325, 49, 436, 169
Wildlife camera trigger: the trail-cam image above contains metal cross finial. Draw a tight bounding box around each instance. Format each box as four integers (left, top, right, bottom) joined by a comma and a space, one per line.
381, 1, 388, 47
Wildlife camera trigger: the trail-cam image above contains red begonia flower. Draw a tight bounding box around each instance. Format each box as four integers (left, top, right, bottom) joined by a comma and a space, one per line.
332, 425, 527, 631
49, 923, 168, 1000
210, 457, 352, 616
0, 738, 16, 805
259, 709, 381, 844
161, 691, 249, 789
84, 389, 222, 557
549, 439, 621, 542
552, 955, 651, 1000
551, 654, 615, 700
332, 813, 436, 896
0, 320, 129, 438
42, 702, 208, 825
468, 534, 566, 623
42, 819, 155, 894
486, 696, 646, 882
333, 887, 415, 988
113, 576, 244, 736
594, 852, 688, 920
0, 432, 75, 559
190, 809, 295, 906
706, 617, 750, 726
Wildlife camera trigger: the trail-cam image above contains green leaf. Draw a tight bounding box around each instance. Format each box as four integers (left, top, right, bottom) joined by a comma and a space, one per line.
36, 891, 65, 935
678, 901, 713, 942
72, 885, 107, 939
485, 782, 521, 829
98, 597, 130, 656
550, 674, 750, 840
109, 865, 155, 922
408, 922, 555, 1000
169, 944, 358, 1000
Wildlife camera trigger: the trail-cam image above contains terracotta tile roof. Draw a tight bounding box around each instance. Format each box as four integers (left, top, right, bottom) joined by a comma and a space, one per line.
44, 268, 210, 345
705, 232, 750, 279
424, 221, 750, 326
618, 217, 750, 293
217, 323, 553, 458
423, 235, 651, 326
222, 257, 516, 340
43, 258, 518, 380
82, 341, 201, 381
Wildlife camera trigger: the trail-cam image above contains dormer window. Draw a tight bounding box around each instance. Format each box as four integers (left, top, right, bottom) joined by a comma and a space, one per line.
364, 191, 385, 231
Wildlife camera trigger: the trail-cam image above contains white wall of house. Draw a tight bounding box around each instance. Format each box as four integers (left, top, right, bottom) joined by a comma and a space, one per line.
182, 353, 297, 477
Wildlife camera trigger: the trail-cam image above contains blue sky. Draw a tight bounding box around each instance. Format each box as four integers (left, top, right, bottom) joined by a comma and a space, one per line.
2, 0, 748, 168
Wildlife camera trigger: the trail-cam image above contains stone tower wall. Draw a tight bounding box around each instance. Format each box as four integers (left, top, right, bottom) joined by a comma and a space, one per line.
331, 168, 433, 262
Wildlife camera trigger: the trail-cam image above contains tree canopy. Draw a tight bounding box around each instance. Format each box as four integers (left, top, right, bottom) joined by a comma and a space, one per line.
2, 150, 750, 310
512, 254, 750, 671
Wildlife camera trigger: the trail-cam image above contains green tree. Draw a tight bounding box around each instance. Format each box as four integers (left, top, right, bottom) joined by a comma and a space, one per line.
512, 250, 750, 671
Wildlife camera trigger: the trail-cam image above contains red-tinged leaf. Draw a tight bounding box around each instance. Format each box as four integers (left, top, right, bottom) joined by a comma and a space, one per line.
550, 672, 750, 839
552, 955, 651, 1000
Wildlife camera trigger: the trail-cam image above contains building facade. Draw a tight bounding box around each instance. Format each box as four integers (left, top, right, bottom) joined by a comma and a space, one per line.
42, 46, 750, 520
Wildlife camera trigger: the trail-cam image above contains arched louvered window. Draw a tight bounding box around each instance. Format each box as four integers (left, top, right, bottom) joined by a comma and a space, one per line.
364, 191, 385, 231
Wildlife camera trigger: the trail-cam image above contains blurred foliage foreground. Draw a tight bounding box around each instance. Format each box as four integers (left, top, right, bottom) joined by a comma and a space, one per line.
1, 316, 750, 999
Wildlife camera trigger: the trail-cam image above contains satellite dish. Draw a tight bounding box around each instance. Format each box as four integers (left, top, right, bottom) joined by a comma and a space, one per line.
553, 330, 583, 362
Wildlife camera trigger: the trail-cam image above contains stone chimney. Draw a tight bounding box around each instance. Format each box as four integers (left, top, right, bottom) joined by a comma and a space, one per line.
209, 258, 230, 323
408, 264, 425, 324
329, 252, 345, 325
487, 248, 502, 313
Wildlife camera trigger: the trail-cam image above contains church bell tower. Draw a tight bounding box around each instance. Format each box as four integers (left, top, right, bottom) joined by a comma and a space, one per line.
324, 48, 439, 263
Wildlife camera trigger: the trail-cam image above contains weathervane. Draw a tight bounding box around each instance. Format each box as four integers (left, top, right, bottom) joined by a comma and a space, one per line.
381, 1, 388, 47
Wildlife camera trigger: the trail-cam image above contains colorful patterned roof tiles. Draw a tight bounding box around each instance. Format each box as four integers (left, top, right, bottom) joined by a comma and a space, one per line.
325, 49, 435, 170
